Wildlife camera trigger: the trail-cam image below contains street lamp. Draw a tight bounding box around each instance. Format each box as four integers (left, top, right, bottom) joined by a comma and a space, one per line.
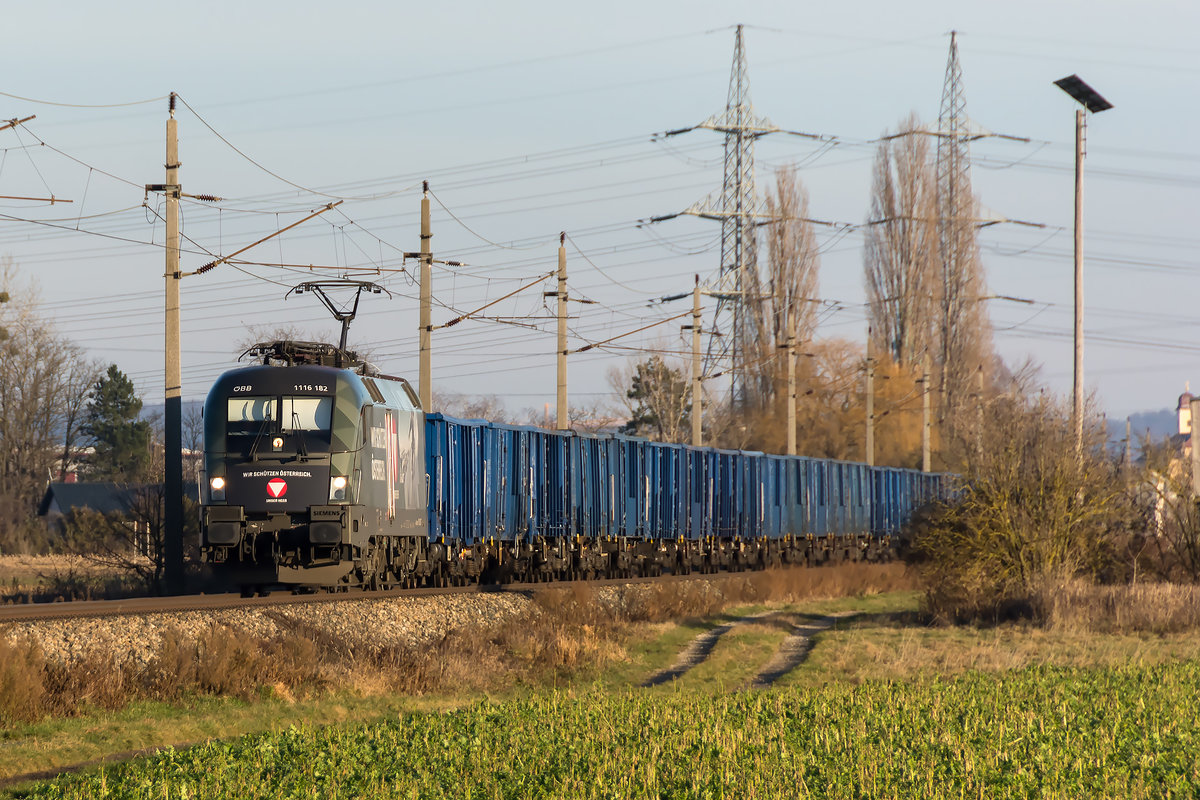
1054, 74, 1113, 454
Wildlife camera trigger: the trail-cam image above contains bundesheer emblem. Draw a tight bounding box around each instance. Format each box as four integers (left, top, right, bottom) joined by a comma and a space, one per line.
266, 479, 288, 499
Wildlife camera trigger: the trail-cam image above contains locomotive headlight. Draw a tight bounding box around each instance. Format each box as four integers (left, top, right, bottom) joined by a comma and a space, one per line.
329, 475, 348, 502
210, 476, 226, 501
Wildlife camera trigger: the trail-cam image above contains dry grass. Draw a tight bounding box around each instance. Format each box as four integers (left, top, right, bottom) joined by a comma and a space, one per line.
712, 561, 915, 604
0, 625, 332, 725
608, 562, 916, 623
1037, 579, 1200, 634
0, 555, 146, 602
0, 564, 908, 725
795, 612, 1200, 689
782, 577, 1200, 689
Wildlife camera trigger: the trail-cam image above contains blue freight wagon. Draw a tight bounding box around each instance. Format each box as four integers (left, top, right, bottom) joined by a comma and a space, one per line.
424, 413, 950, 582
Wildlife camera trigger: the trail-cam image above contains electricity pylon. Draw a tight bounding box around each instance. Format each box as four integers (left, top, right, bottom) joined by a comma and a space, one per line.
650, 25, 821, 408
934, 31, 990, 432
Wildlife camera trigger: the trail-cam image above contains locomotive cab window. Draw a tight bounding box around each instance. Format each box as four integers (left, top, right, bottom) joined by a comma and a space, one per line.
281, 396, 332, 431
224, 395, 333, 455
227, 397, 276, 434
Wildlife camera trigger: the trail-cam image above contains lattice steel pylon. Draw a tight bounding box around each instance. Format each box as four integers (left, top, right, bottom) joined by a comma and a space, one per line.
934, 31, 989, 430
656, 25, 780, 407
649, 25, 825, 408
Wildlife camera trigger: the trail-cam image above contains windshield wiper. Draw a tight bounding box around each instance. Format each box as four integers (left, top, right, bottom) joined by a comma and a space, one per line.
291, 410, 310, 460
248, 412, 274, 462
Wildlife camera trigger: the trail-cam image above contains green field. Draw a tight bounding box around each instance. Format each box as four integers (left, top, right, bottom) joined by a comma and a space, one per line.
11, 661, 1199, 799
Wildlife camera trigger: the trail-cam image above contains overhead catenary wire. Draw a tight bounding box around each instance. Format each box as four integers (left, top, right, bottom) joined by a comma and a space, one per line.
0, 91, 170, 108
0, 65, 1188, 418
174, 94, 418, 202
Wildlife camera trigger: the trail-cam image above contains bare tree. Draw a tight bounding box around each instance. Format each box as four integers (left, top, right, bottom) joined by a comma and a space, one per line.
56, 356, 104, 482
433, 392, 518, 423
762, 166, 821, 349
743, 166, 821, 408
0, 260, 97, 551
237, 324, 334, 353
566, 403, 622, 434
182, 403, 205, 485
864, 114, 938, 366
935, 125, 994, 440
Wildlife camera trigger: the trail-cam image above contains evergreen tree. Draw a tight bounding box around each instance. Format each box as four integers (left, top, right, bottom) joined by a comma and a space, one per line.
84, 365, 151, 481
619, 356, 691, 442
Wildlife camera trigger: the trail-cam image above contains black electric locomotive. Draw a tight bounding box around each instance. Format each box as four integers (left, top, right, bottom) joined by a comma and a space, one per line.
200, 341, 429, 592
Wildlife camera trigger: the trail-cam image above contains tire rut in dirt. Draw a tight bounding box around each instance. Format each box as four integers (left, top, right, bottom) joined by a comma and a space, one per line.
745, 612, 855, 689
639, 612, 773, 687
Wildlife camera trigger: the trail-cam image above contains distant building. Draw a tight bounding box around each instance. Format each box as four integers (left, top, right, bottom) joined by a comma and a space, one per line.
1172, 383, 1195, 459
38, 481, 199, 556
1148, 384, 1198, 537
37, 482, 148, 552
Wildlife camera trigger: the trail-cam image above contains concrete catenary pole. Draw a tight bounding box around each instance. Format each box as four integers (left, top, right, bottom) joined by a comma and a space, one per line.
865, 327, 875, 467
691, 275, 702, 447
786, 310, 796, 456
922, 353, 932, 473
163, 93, 184, 594
1073, 108, 1085, 455
976, 364, 984, 455
419, 181, 432, 411
1124, 416, 1132, 475
556, 233, 568, 430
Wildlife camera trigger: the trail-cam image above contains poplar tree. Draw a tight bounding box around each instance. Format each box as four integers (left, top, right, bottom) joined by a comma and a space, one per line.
864, 113, 939, 366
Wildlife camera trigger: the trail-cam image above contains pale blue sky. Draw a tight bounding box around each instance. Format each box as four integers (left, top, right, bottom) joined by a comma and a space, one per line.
1, 0, 1196, 418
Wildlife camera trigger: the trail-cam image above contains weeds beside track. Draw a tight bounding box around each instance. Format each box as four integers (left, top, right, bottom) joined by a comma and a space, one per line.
0, 564, 913, 726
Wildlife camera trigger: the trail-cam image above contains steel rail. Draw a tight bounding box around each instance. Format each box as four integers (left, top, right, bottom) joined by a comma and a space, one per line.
0, 571, 722, 624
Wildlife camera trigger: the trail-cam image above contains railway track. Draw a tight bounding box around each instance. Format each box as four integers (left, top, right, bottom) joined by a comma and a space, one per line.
0, 572, 706, 623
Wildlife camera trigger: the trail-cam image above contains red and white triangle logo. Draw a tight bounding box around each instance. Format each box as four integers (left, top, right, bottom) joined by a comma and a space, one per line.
266, 479, 288, 499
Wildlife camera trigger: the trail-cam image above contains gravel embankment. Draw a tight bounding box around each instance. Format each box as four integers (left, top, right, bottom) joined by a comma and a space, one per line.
3, 579, 737, 668
4, 593, 533, 667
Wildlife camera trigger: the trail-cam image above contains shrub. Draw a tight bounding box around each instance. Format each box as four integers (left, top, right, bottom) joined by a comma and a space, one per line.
908, 393, 1135, 622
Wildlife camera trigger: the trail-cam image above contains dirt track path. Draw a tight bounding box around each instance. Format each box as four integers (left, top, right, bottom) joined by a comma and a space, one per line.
639, 612, 773, 687
641, 611, 854, 689
744, 612, 854, 689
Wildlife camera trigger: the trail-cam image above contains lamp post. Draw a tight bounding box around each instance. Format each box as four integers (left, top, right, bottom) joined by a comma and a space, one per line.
1054, 74, 1112, 455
